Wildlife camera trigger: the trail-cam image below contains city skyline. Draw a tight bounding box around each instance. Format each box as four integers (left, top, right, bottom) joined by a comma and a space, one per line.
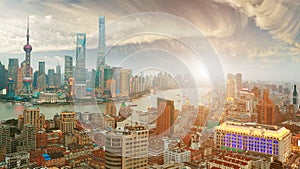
1, 1, 300, 168
0, 0, 299, 81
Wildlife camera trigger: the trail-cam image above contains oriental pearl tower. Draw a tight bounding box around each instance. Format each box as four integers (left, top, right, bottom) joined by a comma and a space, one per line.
20, 17, 33, 95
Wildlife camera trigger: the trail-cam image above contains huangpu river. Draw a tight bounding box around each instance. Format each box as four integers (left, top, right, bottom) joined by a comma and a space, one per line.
0, 88, 210, 121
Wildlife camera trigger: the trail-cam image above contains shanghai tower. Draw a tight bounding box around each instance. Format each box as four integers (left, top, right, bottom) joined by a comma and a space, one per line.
95, 16, 106, 88
97, 16, 106, 68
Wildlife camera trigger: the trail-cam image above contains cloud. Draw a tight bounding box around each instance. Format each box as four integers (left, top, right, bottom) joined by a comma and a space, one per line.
0, 0, 254, 53
214, 0, 300, 45
45, 15, 53, 20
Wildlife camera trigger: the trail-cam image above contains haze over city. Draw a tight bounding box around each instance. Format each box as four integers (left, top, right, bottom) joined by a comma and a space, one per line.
0, 0, 299, 81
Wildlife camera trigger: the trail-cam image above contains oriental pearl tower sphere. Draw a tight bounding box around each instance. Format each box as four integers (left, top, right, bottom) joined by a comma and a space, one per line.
21, 17, 33, 95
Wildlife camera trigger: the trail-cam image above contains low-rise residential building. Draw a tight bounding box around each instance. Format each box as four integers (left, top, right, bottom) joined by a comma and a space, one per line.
164, 147, 191, 164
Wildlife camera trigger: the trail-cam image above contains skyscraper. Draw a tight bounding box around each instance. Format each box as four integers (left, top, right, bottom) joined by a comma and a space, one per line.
226, 73, 236, 98
97, 16, 106, 68
64, 55, 73, 86
292, 85, 299, 112
20, 17, 33, 95
7, 78, 15, 98
120, 69, 132, 97
156, 98, 177, 136
8, 58, 18, 91
38, 60, 45, 76
96, 16, 106, 89
33, 70, 38, 89
37, 60, 45, 90
0, 62, 8, 90
56, 65, 61, 88
75, 33, 86, 84
256, 89, 275, 125
112, 67, 122, 95
48, 69, 55, 87
235, 73, 242, 95
103, 67, 112, 89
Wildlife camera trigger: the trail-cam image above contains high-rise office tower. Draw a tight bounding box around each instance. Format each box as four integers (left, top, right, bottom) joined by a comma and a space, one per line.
106, 79, 116, 97
0, 62, 8, 90
59, 111, 76, 134
37, 60, 46, 90
56, 65, 61, 88
120, 69, 132, 97
8, 58, 18, 92
6, 78, 15, 98
156, 98, 177, 136
256, 89, 275, 125
38, 60, 45, 76
36, 78, 45, 91
20, 17, 33, 95
235, 73, 242, 95
64, 55, 73, 86
112, 67, 122, 96
97, 16, 106, 68
292, 85, 299, 113
87, 69, 96, 89
105, 125, 149, 169
48, 69, 55, 87
37, 74, 46, 91
33, 70, 38, 89
75, 33, 86, 84
103, 67, 112, 89
96, 16, 106, 89
226, 73, 236, 98
131, 75, 145, 94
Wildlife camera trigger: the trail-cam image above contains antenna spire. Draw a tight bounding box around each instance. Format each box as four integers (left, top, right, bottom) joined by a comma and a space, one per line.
27, 16, 30, 44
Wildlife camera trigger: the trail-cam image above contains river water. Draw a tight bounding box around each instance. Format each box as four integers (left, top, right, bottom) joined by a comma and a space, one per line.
0, 88, 210, 121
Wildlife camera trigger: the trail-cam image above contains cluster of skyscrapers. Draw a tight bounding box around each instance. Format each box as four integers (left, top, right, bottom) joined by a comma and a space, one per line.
0, 16, 178, 102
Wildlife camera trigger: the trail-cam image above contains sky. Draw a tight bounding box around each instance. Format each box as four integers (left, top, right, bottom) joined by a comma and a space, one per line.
0, 0, 300, 82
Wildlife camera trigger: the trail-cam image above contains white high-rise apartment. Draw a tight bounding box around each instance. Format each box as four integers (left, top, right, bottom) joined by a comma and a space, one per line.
105, 125, 148, 169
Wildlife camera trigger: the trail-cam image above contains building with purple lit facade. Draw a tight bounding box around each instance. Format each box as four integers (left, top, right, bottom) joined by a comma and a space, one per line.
214, 122, 291, 162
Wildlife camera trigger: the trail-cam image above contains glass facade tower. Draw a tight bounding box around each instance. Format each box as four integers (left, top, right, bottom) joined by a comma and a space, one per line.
97, 16, 106, 68
75, 33, 86, 84
64, 55, 73, 86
